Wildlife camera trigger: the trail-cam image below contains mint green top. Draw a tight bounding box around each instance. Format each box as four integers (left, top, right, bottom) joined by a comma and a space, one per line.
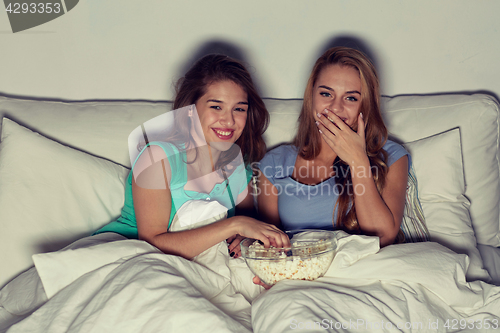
94, 142, 252, 239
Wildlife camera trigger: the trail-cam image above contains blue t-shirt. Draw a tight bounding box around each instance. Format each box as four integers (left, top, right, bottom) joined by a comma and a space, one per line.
95, 142, 252, 238
258, 140, 410, 231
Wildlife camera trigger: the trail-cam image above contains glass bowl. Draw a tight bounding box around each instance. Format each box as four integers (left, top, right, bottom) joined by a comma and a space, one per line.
240, 229, 337, 286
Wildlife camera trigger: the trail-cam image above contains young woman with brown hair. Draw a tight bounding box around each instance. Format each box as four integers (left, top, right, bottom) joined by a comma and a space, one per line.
95, 54, 289, 258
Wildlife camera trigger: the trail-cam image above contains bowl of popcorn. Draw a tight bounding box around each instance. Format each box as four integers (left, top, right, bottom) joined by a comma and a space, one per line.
240, 230, 337, 286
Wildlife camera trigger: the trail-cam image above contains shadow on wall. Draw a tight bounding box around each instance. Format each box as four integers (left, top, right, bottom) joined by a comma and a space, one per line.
316, 35, 382, 93
174, 40, 266, 97
296, 35, 383, 97
316, 35, 381, 74
311, 36, 500, 105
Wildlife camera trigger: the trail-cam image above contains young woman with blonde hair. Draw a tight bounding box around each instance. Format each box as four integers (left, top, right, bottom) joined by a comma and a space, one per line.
257, 47, 409, 247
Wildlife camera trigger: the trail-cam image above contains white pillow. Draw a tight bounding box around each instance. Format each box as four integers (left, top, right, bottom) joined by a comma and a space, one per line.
382, 94, 500, 247
0, 95, 171, 168
33, 234, 157, 299
0, 118, 129, 288
404, 128, 490, 281
262, 99, 302, 149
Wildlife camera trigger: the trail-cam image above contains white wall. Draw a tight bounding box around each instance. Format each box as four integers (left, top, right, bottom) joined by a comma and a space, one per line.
1, 0, 499, 101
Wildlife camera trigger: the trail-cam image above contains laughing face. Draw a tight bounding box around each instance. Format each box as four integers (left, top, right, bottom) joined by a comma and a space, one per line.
194, 80, 248, 152
312, 64, 362, 129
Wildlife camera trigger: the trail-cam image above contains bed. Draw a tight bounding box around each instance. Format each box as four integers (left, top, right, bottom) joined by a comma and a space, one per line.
0, 93, 500, 332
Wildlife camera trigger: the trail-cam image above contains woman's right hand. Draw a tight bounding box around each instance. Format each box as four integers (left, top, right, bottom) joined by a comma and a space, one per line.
232, 216, 290, 249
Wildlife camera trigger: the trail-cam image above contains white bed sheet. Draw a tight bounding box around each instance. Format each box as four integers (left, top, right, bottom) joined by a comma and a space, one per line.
1, 232, 499, 332
1, 233, 256, 333
478, 244, 500, 286
253, 234, 500, 332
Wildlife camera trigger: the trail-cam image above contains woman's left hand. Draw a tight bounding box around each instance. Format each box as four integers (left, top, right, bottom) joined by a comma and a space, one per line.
227, 234, 245, 258
253, 276, 272, 290
316, 109, 367, 166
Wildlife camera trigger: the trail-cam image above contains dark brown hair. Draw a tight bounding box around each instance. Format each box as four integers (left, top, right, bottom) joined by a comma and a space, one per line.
171, 54, 269, 168
293, 47, 389, 231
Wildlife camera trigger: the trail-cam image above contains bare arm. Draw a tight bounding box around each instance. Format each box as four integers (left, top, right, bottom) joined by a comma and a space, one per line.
256, 172, 282, 228
133, 155, 289, 259
317, 110, 407, 246
227, 182, 261, 258
350, 155, 408, 246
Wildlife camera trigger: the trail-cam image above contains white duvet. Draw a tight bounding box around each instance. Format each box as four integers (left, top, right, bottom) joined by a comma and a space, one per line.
1, 229, 500, 332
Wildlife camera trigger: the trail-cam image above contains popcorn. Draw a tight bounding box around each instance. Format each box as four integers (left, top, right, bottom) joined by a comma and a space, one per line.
245, 239, 335, 285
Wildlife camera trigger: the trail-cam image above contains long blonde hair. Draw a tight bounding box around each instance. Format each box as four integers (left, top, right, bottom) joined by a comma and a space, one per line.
293, 47, 388, 231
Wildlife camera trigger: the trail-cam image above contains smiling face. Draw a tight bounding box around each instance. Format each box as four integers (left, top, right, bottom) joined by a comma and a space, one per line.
194, 80, 248, 151
312, 64, 362, 129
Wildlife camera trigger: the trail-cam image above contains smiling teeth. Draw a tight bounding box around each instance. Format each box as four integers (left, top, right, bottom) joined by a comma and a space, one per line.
216, 130, 231, 136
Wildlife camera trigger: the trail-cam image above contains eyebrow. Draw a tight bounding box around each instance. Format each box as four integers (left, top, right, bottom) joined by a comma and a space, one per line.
207, 99, 249, 105
318, 85, 361, 95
